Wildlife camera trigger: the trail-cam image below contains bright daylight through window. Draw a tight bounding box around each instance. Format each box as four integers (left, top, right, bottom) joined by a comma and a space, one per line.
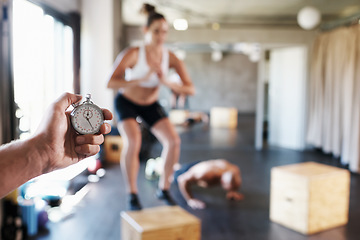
13, 0, 74, 139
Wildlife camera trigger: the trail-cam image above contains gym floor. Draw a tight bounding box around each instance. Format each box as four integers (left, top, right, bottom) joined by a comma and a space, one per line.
35, 114, 360, 240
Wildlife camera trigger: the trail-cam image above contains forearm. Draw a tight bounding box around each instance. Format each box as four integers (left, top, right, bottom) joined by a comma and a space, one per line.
163, 81, 195, 96
0, 135, 48, 198
178, 178, 193, 201
107, 78, 143, 89
107, 71, 153, 90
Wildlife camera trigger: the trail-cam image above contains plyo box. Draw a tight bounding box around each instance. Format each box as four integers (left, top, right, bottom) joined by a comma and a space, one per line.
121, 206, 201, 240
104, 135, 123, 163
169, 109, 189, 125
270, 162, 350, 235
210, 107, 238, 129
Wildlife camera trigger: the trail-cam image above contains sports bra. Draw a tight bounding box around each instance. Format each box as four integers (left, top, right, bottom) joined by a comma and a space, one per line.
125, 45, 169, 88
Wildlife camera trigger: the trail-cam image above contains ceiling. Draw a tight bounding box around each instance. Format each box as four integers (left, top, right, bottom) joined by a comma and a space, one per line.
122, 0, 360, 28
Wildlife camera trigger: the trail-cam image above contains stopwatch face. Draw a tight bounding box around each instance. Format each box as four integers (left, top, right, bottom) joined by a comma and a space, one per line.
71, 103, 104, 135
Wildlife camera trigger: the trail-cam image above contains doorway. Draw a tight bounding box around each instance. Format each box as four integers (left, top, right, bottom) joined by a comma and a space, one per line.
256, 45, 308, 150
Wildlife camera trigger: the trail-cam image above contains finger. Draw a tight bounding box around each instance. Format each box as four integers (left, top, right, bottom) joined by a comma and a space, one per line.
76, 134, 104, 145
102, 108, 113, 121
55, 92, 82, 111
189, 203, 196, 209
195, 203, 204, 209
198, 202, 205, 208
75, 144, 100, 156
237, 193, 245, 200
100, 123, 112, 135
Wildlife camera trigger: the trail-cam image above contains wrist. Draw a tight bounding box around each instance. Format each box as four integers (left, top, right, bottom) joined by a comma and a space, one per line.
163, 80, 170, 86
162, 79, 171, 88
28, 133, 53, 175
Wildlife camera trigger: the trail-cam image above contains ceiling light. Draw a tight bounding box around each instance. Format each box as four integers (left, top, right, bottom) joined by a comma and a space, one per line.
212, 22, 220, 31
209, 41, 220, 50
211, 51, 223, 62
174, 49, 186, 60
249, 52, 261, 62
173, 19, 188, 31
297, 6, 321, 30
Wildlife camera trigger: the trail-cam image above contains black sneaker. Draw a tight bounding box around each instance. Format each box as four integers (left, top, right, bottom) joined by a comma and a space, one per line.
156, 189, 176, 206
129, 193, 142, 211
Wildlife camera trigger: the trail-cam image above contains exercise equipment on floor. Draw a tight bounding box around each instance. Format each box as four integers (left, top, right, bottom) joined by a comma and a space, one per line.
121, 206, 201, 240
270, 161, 350, 235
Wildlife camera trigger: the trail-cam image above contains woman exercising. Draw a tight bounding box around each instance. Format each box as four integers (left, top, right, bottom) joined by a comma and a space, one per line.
107, 3, 195, 210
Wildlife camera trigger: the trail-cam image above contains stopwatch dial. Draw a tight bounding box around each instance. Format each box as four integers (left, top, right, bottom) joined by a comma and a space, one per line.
71, 105, 104, 135
83, 109, 93, 119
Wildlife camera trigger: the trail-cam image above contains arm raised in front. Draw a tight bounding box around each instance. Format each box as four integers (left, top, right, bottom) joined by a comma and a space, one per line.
107, 47, 154, 90
158, 51, 195, 96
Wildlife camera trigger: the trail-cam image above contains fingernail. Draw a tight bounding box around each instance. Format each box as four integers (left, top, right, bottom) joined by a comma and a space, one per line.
76, 136, 85, 144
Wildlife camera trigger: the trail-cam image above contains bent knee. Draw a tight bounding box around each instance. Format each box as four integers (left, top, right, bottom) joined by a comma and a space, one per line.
122, 135, 142, 152
165, 134, 181, 149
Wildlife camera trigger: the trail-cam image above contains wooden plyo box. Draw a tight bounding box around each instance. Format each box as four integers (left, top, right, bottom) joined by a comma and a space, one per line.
104, 135, 123, 163
270, 162, 350, 235
121, 206, 201, 240
210, 107, 238, 129
169, 110, 189, 125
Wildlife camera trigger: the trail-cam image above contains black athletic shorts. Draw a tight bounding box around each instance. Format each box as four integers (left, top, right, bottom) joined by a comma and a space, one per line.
115, 93, 167, 128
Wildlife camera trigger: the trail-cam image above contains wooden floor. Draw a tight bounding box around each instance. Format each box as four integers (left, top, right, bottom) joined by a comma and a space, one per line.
35, 115, 360, 240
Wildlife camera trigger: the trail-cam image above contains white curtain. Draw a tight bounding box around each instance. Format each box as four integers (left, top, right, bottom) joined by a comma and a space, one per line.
307, 25, 360, 172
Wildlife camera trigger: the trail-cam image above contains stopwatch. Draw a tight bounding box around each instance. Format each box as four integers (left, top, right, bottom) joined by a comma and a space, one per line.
70, 94, 104, 135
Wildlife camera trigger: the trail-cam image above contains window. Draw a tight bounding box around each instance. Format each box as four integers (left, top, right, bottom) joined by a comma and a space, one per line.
13, 0, 74, 139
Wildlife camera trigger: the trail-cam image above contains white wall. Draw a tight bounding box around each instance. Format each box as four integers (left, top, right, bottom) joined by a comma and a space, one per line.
181, 52, 258, 112
80, 0, 116, 112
